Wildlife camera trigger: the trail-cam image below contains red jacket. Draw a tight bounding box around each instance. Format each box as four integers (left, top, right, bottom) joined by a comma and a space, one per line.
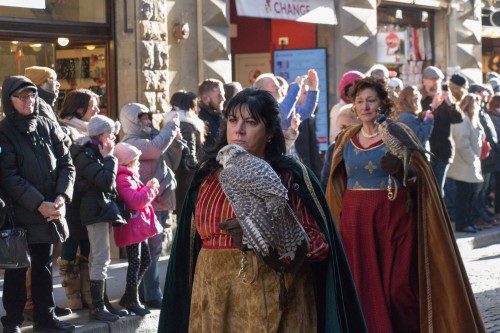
113, 165, 162, 247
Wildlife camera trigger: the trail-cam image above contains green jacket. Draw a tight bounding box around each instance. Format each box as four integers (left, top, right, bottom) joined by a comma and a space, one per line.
158, 156, 367, 333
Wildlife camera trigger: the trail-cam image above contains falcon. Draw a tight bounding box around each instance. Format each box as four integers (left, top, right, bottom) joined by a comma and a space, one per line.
216, 144, 308, 272
375, 114, 428, 186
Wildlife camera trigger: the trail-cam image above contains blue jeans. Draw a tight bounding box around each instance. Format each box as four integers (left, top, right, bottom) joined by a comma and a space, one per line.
431, 159, 449, 196
455, 181, 479, 230
472, 172, 490, 222
444, 178, 456, 221
140, 210, 169, 302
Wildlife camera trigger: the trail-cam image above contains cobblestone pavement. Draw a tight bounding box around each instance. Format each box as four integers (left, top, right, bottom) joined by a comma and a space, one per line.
460, 243, 500, 333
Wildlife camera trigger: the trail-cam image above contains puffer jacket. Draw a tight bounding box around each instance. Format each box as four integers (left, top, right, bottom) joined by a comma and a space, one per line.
113, 166, 161, 247
60, 116, 91, 240
120, 103, 179, 212
70, 138, 125, 226
0, 76, 75, 244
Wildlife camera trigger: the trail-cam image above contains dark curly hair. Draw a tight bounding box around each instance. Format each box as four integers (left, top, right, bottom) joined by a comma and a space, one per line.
199, 87, 286, 173
350, 77, 394, 117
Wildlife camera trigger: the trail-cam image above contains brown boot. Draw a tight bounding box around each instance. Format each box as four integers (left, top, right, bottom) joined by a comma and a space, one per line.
58, 257, 83, 310
23, 267, 34, 320
79, 255, 92, 308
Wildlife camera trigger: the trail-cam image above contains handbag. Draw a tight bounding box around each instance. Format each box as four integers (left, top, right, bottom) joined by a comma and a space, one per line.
0, 210, 31, 269
480, 139, 492, 160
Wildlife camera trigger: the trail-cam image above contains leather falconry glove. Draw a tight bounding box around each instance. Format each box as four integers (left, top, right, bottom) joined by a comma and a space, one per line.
219, 218, 248, 251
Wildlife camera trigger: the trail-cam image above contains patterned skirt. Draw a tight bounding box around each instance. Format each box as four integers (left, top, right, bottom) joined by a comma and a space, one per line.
189, 248, 317, 333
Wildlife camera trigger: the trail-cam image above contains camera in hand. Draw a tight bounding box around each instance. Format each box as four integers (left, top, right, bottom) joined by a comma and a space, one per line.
441, 83, 448, 92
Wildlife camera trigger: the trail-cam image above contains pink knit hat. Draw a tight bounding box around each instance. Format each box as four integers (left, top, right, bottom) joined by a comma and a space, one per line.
339, 71, 365, 103
114, 142, 141, 166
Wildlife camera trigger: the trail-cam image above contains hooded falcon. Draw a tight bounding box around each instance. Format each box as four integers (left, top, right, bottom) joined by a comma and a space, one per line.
375, 114, 428, 186
216, 144, 309, 272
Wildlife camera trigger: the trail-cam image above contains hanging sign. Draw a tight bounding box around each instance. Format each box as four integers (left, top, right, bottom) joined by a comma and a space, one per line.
0, 0, 45, 9
376, 31, 407, 64
236, 0, 337, 25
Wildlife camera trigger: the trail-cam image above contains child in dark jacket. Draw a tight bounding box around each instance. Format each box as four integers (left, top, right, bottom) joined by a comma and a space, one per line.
70, 115, 126, 322
113, 142, 162, 316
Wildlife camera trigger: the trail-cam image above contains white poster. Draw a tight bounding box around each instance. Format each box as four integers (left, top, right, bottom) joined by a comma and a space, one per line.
234, 53, 271, 88
376, 31, 407, 64
274, 48, 328, 151
0, 0, 45, 9
236, 0, 336, 25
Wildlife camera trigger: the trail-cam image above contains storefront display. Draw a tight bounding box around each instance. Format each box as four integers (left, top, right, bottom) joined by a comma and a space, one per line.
0, 0, 114, 116
377, 6, 434, 86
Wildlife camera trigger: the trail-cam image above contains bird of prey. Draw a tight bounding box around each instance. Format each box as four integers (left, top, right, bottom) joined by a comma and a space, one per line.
375, 114, 428, 186
216, 144, 309, 273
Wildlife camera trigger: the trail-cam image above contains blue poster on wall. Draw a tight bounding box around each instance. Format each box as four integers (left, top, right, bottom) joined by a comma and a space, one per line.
273, 48, 328, 151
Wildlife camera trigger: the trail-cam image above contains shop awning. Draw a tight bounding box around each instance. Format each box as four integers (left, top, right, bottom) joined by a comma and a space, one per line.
235, 0, 337, 25
380, 0, 448, 10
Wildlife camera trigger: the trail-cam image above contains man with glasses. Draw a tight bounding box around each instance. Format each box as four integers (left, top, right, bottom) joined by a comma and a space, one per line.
0, 75, 76, 332
420, 66, 464, 195
23, 67, 72, 321
25, 66, 61, 123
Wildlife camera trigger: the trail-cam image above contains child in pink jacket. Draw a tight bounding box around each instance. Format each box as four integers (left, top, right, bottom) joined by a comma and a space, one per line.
113, 142, 162, 316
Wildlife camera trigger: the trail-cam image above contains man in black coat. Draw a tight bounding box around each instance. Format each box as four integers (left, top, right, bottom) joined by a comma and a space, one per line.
24, 66, 72, 320
198, 78, 225, 150
0, 76, 75, 333
420, 66, 464, 195
24, 66, 61, 122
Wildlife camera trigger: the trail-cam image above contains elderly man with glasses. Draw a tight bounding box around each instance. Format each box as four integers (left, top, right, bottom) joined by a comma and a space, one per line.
0, 76, 76, 333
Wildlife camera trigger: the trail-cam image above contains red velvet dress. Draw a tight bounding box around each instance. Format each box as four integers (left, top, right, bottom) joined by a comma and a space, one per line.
340, 136, 419, 333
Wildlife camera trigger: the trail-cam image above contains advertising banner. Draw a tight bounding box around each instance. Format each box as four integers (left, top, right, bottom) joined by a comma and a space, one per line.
236, 0, 336, 25
274, 48, 328, 151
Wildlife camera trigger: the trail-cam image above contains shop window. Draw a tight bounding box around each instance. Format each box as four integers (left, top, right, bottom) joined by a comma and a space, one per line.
377, 6, 433, 86
55, 45, 107, 114
0, 40, 107, 117
0, 41, 55, 79
0, 0, 106, 23
0, 41, 55, 115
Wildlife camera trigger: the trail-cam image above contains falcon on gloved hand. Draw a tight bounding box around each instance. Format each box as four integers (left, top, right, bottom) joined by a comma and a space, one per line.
216, 144, 309, 273
375, 114, 429, 187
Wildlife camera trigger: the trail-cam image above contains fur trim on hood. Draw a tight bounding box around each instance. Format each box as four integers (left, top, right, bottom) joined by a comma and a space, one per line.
164, 108, 206, 136
119, 103, 153, 138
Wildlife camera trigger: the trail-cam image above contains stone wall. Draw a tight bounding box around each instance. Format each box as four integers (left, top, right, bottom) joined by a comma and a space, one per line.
139, 0, 170, 113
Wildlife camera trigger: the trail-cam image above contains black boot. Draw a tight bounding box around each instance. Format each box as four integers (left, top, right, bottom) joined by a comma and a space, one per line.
104, 293, 128, 317
89, 280, 120, 322
104, 280, 128, 317
121, 285, 150, 316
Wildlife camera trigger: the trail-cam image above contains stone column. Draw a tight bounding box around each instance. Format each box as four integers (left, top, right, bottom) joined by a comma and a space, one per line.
447, 1, 483, 83
318, 0, 377, 108
115, 0, 170, 114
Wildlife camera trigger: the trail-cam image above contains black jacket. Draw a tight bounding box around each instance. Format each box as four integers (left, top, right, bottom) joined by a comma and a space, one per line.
0, 76, 75, 244
421, 95, 464, 163
70, 139, 125, 226
198, 104, 222, 150
295, 116, 323, 178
